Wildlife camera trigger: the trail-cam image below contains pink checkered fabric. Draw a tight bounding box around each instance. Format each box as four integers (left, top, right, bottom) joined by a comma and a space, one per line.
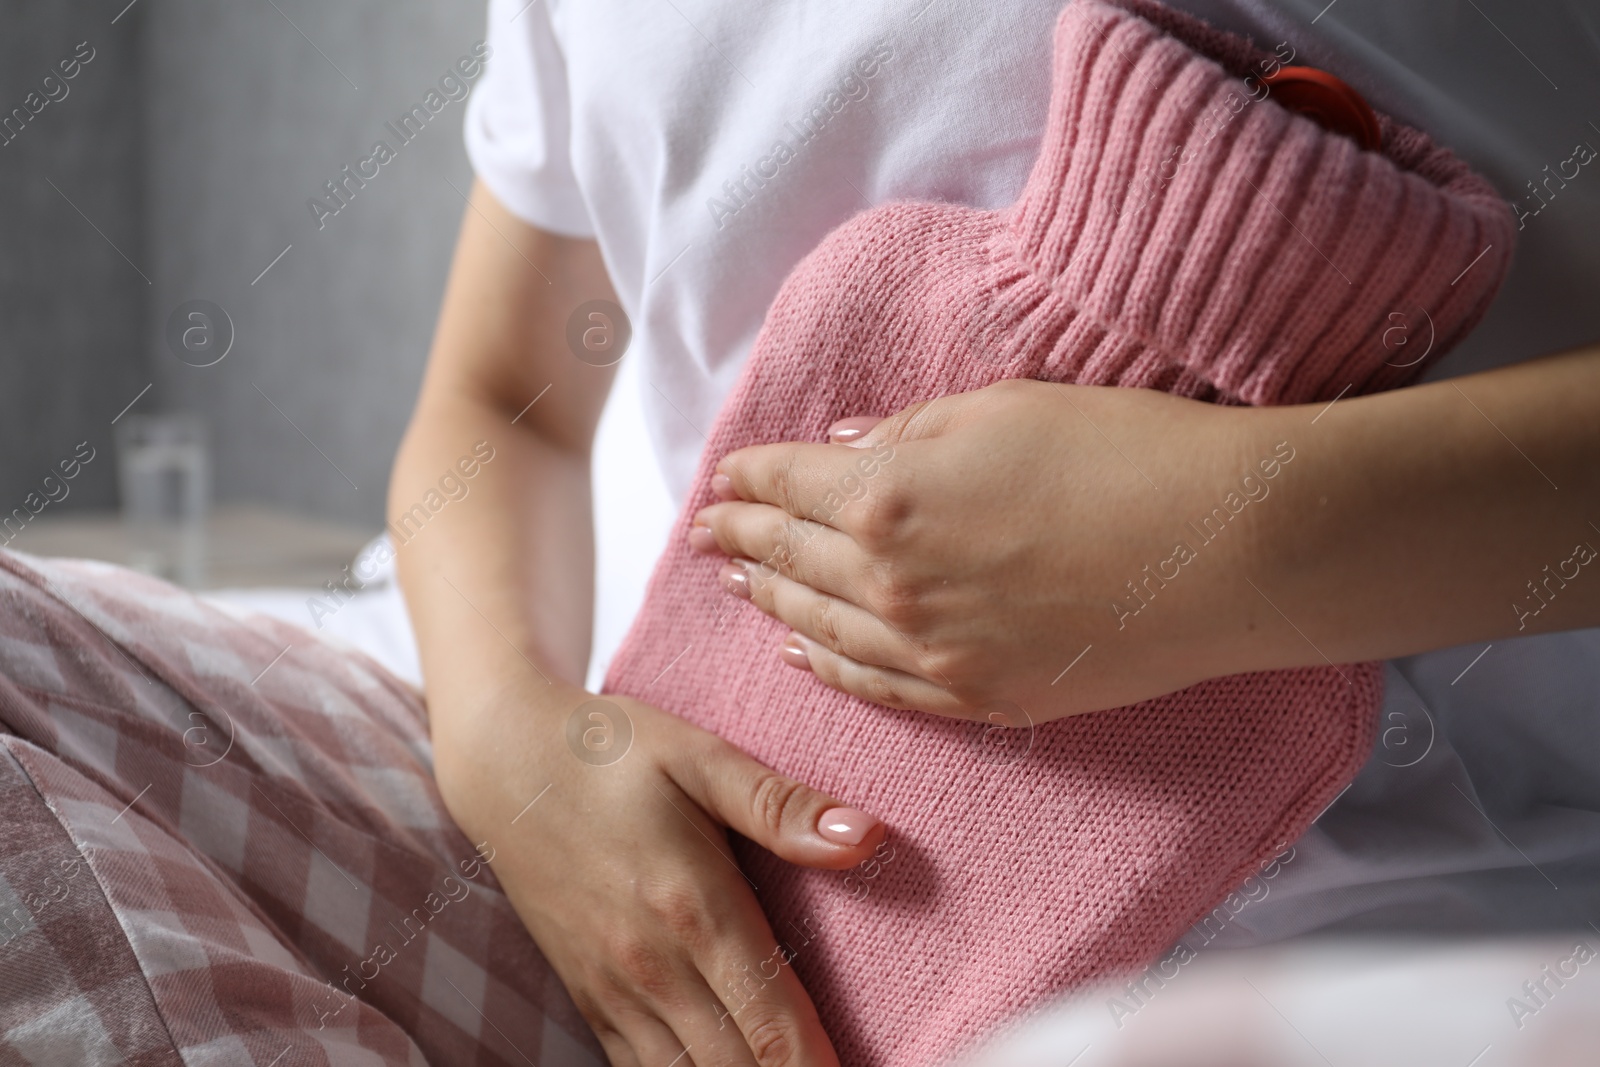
0, 549, 603, 1067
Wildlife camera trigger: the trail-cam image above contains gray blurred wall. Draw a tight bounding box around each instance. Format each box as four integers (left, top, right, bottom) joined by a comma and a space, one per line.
0, 0, 483, 526
143, 0, 482, 525
0, 4, 147, 513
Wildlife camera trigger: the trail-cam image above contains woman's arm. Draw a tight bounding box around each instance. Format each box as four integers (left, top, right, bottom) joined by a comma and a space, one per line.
1230, 343, 1600, 668
689, 346, 1600, 721
392, 194, 613, 695
391, 180, 884, 1067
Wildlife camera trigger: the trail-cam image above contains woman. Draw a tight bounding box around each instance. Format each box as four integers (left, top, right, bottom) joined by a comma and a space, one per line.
0, 0, 1593, 1065
388, 0, 1600, 1062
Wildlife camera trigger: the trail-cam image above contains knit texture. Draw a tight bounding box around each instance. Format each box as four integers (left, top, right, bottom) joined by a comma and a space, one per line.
606, 2, 1515, 1064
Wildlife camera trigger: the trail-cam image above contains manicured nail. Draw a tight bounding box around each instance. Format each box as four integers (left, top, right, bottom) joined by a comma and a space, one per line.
719, 561, 752, 599
779, 634, 812, 671
688, 525, 719, 553
711, 473, 737, 500
826, 416, 882, 446
817, 807, 879, 846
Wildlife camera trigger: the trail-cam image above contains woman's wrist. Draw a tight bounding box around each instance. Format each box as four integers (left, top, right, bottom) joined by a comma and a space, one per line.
425, 669, 588, 839
425, 656, 584, 751
1207, 346, 1600, 676
1122, 397, 1314, 687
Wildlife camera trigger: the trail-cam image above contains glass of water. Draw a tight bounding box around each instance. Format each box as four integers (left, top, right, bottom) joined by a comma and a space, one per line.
114, 413, 210, 587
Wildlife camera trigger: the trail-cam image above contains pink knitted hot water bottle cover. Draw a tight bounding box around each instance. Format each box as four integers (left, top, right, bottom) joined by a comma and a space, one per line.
606, 1, 1513, 1063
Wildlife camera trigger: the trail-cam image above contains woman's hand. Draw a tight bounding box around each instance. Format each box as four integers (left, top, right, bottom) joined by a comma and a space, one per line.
431, 672, 885, 1067
692, 346, 1600, 725
690, 379, 1276, 723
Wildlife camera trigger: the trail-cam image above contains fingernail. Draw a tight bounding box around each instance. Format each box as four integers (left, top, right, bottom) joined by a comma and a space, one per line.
826, 416, 882, 446
711, 472, 737, 500
719, 561, 752, 599
817, 807, 879, 846
688, 525, 719, 553
779, 634, 811, 671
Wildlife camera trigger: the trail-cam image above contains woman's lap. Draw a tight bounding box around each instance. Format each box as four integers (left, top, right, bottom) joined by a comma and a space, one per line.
0, 550, 602, 1067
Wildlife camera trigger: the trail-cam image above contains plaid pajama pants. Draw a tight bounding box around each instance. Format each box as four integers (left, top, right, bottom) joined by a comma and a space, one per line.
0, 550, 605, 1067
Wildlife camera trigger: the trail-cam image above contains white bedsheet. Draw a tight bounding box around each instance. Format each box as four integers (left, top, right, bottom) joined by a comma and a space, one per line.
956, 935, 1600, 1067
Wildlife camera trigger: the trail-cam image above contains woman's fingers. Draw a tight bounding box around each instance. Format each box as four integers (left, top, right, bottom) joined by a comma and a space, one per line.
666, 727, 883, 870
690, 502, 874, 608
645, 740, 859, 1065
710, 435, 902, 547
713, 441, 882, 521
718, 558, 934, 680
595, 1011, 689, 1067
825, 416, 883, 444
605, 900, 835, 1067
623, 969, 761, 1067
630, 938, 828, 1067
783, 632, 968, 718
592, 1030, 643, 1067
698, 912, 838, 1067
573, 836, 829, 1067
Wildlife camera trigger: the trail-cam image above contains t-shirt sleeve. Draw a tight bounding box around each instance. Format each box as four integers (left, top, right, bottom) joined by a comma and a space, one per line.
464, 0, 596, 237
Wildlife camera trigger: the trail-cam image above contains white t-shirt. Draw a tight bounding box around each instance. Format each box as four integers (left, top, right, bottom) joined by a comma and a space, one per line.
465, 0, 1600, 942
